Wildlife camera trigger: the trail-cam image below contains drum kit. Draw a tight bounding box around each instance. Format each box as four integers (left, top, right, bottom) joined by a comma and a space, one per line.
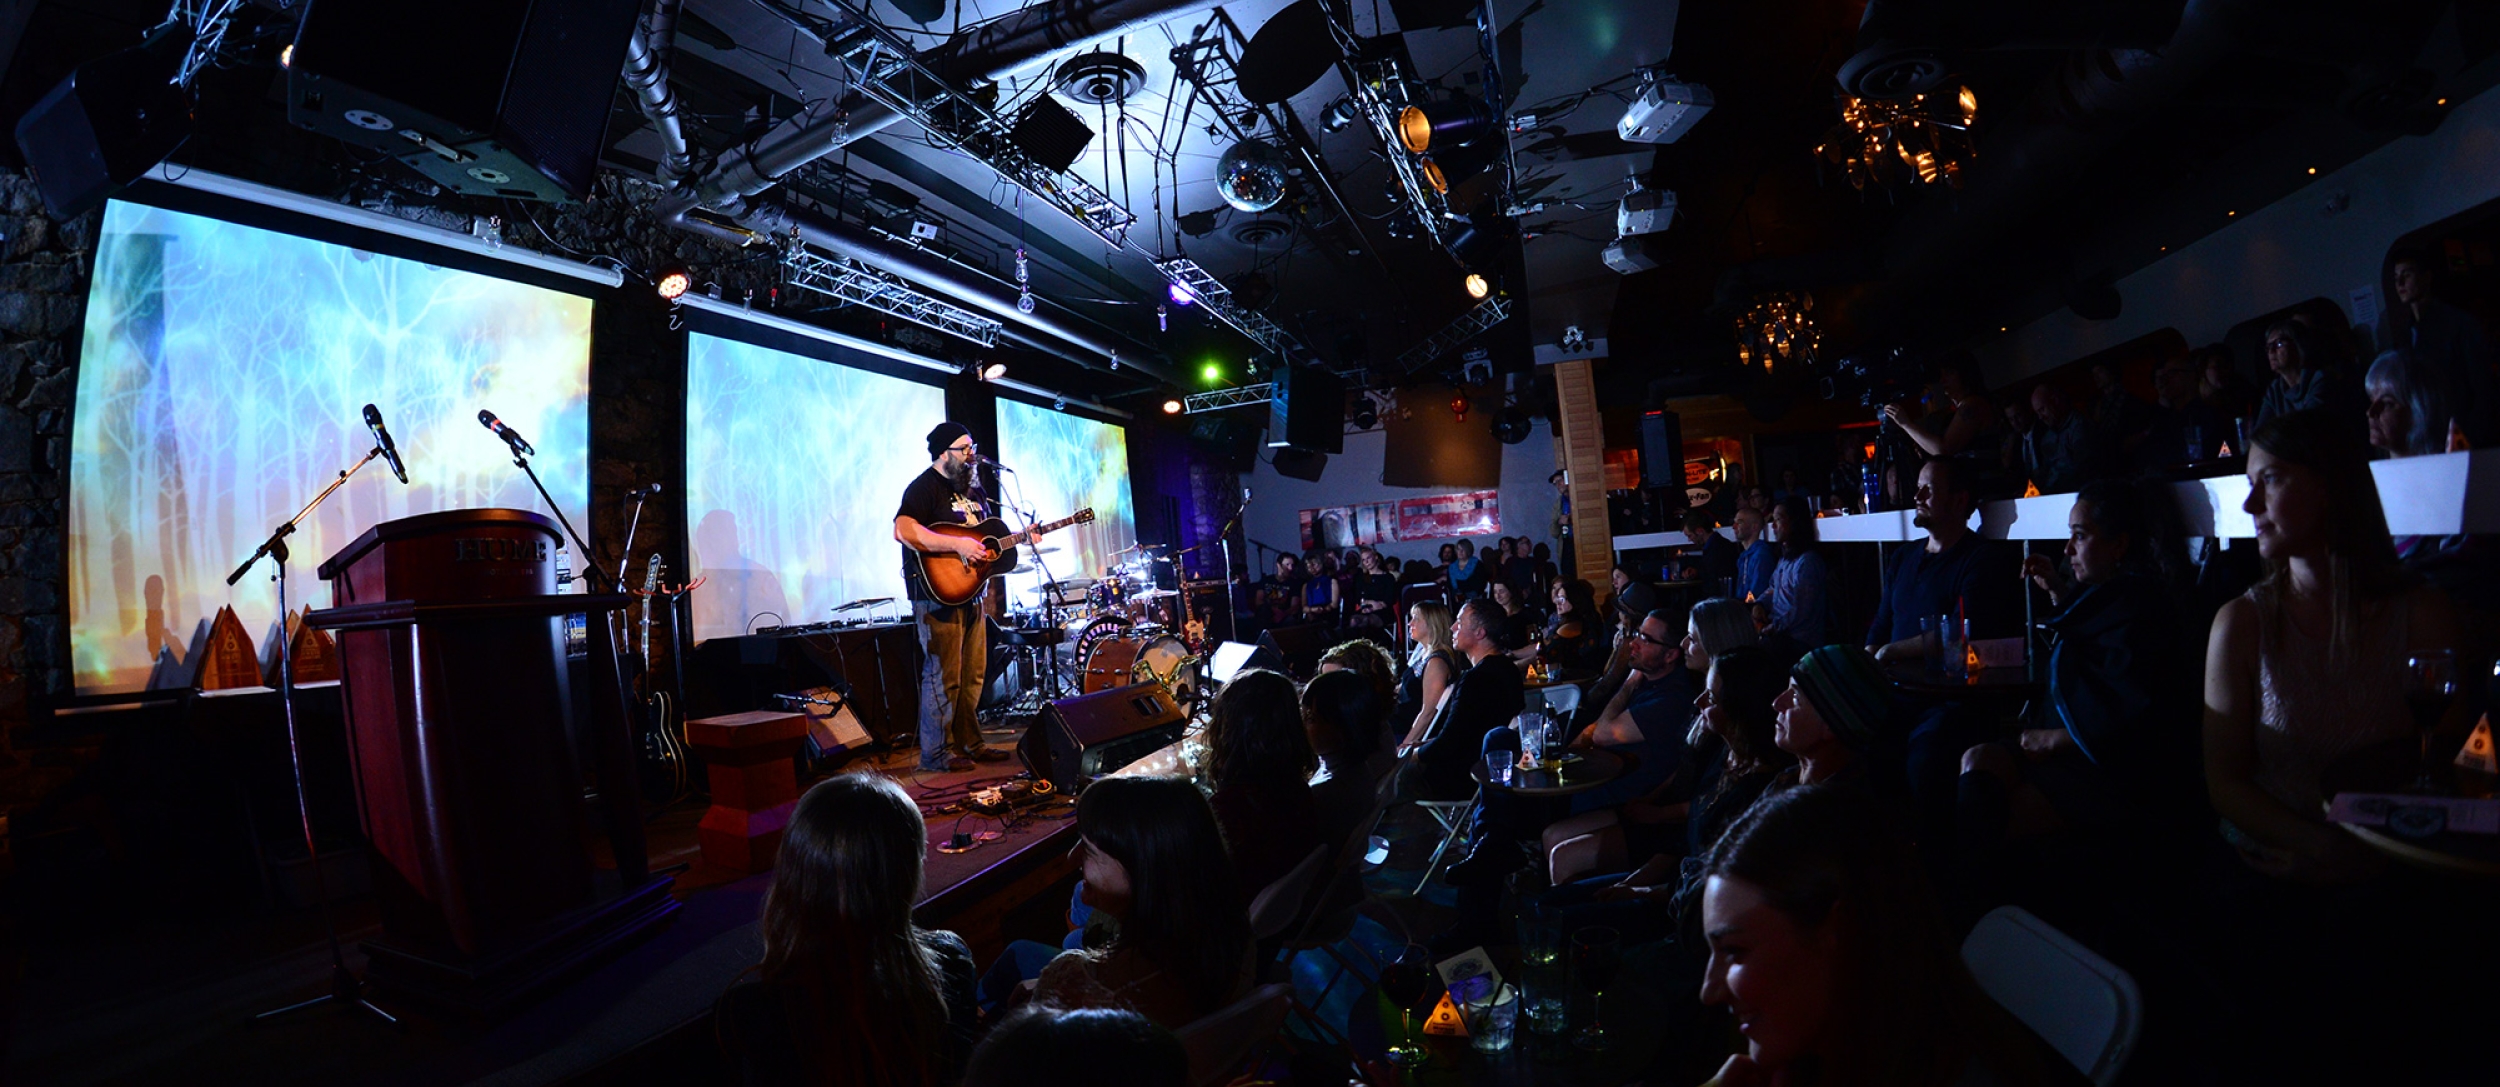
1000, 543, 1215, 710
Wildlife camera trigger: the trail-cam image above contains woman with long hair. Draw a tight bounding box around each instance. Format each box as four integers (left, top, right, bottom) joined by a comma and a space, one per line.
1198, 669, 1323, 894
2205, 409, 2461, 883
1698, 785, 2055, 1087
2364, 348, 2454, 459
1761, 495, 1831, 653
1397, 600, 1461, 753
1301, 550, 1340, 623
1512, 578, 1605, 671
1034, 777, 1255, 1029
720, 775, 977, 1087
1348, 547, 1399, 630
1486, 579, 1536, 652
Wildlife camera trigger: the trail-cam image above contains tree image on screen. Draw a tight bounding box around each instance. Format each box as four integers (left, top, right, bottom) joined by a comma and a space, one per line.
68, 202, 592, 694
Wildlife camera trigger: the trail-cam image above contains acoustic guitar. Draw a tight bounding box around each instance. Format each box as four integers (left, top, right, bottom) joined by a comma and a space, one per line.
910, 508, 1094, 606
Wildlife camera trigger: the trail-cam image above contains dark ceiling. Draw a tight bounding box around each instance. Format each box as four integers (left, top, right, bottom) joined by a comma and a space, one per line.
6, 0, 2499, 417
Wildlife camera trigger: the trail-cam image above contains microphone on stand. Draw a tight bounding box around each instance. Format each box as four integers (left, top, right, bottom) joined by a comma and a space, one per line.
975, 453, 1017, 473
363, 404, 408, 484
477, 409, 535, 456
631, 483, 664, 498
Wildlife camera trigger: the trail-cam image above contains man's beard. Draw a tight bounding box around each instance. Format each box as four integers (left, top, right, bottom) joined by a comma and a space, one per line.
1912, 512, 1933, 530
941, 458, 969, 483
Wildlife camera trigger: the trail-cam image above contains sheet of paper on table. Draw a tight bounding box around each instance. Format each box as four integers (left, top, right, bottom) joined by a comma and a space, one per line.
2328, 793, 2500, 835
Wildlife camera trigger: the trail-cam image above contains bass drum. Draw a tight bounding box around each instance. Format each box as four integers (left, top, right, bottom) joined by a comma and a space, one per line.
1083, 633, 1200, 700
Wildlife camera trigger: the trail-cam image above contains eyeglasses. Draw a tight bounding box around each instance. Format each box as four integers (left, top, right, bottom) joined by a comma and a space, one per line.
1629, 629, 1671, 648
948, 441, 977, 454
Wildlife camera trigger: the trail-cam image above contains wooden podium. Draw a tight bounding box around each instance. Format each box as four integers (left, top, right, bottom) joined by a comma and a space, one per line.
309, 509, 677, 1013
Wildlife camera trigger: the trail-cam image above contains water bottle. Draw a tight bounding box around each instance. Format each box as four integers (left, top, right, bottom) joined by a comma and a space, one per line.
2184, 423, 2203, 465
1860, 462, 1885, 514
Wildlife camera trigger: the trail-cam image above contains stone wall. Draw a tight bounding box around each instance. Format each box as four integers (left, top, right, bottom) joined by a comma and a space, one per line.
0, 168, 783, 814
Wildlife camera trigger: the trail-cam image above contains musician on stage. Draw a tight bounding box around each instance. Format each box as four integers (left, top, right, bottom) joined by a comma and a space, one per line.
894, 422, 1017, 772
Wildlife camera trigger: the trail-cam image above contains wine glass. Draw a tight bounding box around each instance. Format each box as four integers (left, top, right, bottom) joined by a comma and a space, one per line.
1380, 945, 1439, 1067
2404, 651, 2458, 793
1570, 925, 1621, 1052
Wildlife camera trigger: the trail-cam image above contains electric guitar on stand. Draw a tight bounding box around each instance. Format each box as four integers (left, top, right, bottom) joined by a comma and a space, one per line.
909, 508, 1094, 606
634, 553, 688, 806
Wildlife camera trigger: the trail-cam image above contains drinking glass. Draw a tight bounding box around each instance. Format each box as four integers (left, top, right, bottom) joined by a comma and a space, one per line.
1570, 926, 1621, 1051
1381, 946, 1439, 1067
1465, 984, 1519, 1053
1517, 914, 1567, 1036
2404, 651, 2458, 793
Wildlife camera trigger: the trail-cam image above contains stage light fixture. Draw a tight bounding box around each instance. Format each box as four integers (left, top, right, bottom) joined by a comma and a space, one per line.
1163, 397, 1184, 415
1398, 99, 1494, 154
1168, 281, 1197, 306
655, 267, 692, 300
1464, 272, 1491, 300
982, 361, 1008, 381
1201, 361, 1224, 386
1351, 397, 1378, 429
1418, 158, 1449, 194
1618, 76, 1715, 144
1321, 96, 1361, 133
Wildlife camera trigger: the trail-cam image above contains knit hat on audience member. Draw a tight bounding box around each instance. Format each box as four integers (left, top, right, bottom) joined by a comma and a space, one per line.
926, 421, 972, 459
1790, 645, 1891, 750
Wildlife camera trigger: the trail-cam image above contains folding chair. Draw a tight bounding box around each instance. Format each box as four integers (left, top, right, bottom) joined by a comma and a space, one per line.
1961, 906, 2143, 1086
1174, 983, 1293, 1087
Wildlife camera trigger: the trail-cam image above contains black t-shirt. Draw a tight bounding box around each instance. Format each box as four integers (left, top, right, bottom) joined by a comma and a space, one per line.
896, 467, 991, 601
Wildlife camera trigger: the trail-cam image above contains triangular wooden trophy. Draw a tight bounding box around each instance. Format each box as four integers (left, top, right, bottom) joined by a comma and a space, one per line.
193, 606, 264, 691
259, 606, 341, 687
2455, 715, 2497, 775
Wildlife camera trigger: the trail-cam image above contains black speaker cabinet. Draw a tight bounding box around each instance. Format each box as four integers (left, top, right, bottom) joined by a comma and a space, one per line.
1269, 364, 1346, 453
285, 0, 642, 202
1272, 448, 1327, 482
1255, 622, 1334, 681
1641, 409, 1684, 489
1017, 682, 1185, 792
11, 33, 191, 218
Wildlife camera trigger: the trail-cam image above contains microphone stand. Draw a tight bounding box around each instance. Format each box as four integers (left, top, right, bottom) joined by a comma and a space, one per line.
504, 444, 610, 593
996, 468, 1067, 699
231, 445, 401, 1029
1217, 491, 1252, 644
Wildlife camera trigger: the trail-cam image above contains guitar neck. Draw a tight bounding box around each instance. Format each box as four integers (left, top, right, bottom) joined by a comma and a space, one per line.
1001, 512, 1086, 547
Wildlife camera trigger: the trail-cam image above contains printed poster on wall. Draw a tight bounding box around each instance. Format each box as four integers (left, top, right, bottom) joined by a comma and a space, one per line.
1300, 502, 1399, 550
1396, 490, 1501, 540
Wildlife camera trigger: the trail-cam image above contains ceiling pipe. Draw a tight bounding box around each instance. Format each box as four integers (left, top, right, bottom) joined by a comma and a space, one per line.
744, 199, 1185, 386
619, 0, 692, 189
694, 0, 1230, 210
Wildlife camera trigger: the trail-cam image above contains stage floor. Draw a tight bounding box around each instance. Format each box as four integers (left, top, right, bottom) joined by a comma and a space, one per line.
4, 723, 1081, 1087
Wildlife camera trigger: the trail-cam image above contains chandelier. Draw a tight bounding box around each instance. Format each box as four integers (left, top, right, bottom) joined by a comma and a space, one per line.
1816, 85, 1977, 191
1734, 292, 1821, 372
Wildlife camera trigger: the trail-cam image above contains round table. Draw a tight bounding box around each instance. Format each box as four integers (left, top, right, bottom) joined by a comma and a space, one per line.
1471, 748, 1628, 798
1882, 660, 2042, 701
2321, 740, 2500, 878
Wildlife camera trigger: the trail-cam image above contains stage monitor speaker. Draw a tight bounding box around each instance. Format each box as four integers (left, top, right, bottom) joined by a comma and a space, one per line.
285, 0, 642, 202
12, 33, 192, 218
1268, 364, 1346, 452
1272, 448, 1327, 482
1641, 409, 1684, 489
1011, 95, 1095, 173
1018, 681, 1186, 792
1256, 622, 1333, 680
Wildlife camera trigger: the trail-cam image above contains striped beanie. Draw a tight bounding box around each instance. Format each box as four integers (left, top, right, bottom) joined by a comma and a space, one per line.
1791, 645, 1891, 750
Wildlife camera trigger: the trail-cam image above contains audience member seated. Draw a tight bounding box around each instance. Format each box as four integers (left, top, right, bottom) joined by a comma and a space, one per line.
1771, 645, 1891, 795
1395, 601, 1461, 753
1863, 457, 2021, 842
1605, 563, 1658, 640
1698, 786, 2071, 1087
1512, 578, 1608, 672
2250, 319, 2365, 439
1447, 538, 1489, 598
1960, 479, 2203, 869
1732, 506, 1776, 604
2087, 357, 2158, 477
1317, 638, 1400, 717
2150, 351, 2232, 465
2200, 345, 2257, 422
1503, 536, 1542, 597
1412, 597, 1526, 800
1884, 353, 2008, 495
1198, 669, 1324, 894
1678, 509, 1741, 589
1303, 668, 1392, 853
1761, 496, 1832, 658
1542, 643, 1791, 891
1031, 778, 1255, 1030
1347, 548, 1399, 630
1254, 554, 1304, 630
2384, 248, 2497, 444
1486, 579, 1539, 651
2204, 409, 2461, 884
719, 775, 978, 1087
2364, 348, 2457, 458
962, 1006, 1187, 1087
1300, 551, 1340, 623
2021, 384, 2094, 494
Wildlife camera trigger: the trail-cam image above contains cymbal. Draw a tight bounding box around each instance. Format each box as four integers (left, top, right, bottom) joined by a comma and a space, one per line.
833, 597, 894, 612
1025, 545, 1063, 556
1134, 589, 1179, 600
1042, 578, 1098, 592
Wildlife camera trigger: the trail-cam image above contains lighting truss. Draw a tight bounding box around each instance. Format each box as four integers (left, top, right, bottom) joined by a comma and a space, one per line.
1156, 257, 1296, 359
1343, 52, 1456, 248
819, 0, 1317, 368
1182, 383, 1275, 414
1395, 295, 1514, 373
820, 1, 1136, 246
169, 0, 247, 87
782, 246, 1004, 346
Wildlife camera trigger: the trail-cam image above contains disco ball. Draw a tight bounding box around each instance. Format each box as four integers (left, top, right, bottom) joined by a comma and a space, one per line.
1216, 139, 1290, 213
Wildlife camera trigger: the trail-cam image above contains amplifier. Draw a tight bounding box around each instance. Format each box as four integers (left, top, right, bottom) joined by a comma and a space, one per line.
1017, 682, 1185, 792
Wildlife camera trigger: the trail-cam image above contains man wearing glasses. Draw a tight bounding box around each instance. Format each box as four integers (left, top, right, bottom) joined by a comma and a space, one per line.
894, 422, 1011, 772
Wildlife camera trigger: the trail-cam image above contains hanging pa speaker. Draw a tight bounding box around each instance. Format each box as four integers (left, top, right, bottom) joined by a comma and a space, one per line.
1641, 409, 1684, 489
285, 0, 642, 202
1010, 95, 1095, 173
1272, 448, 1328, 481
1268, 364, 1346, 453
11, 30, 193, 219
